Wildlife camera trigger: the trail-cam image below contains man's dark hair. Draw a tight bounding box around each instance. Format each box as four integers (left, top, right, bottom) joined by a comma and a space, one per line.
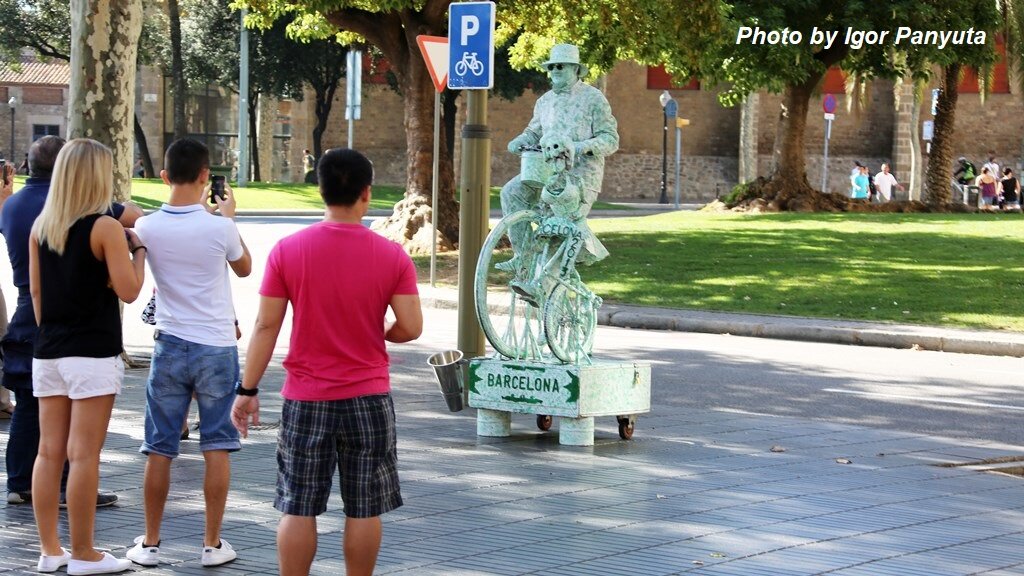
28, 136, 66, 178
318, 148, 373, 207
164, 138, 210, 184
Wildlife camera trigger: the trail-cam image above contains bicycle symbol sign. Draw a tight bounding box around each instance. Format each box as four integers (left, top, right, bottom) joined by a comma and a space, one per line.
455, 52, 485, 77
448, 2, 494, 89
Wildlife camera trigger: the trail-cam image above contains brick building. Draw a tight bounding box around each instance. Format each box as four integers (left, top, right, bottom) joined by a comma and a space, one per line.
2, 55, 1021, 202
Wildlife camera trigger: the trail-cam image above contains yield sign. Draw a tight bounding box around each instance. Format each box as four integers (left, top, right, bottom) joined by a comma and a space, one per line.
417, 35, 449, 93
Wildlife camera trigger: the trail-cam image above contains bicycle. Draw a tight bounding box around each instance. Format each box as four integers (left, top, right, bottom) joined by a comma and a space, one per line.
454, 52, 485, 77
474, 148, 603, 365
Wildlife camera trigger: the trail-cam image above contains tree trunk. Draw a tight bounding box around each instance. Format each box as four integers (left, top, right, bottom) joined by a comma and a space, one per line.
133, 113, 154, 177
258, 93, 276, 182
69, 0, 143, 202
168, 0, 187, 140
738, 93, 759, 184
312, 81, 337, 160
924, 63, 960, 204
768, 102, 787, 176
369, 40, 459, 253
771, 75, 820, 192
248, 94, 260, 182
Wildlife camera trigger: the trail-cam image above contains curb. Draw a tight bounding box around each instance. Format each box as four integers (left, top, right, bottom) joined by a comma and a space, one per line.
422, 294, 1024, 358
597, 307, 1024, 358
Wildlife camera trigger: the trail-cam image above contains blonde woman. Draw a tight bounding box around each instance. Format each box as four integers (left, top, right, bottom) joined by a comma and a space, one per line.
29, 139, 146, 575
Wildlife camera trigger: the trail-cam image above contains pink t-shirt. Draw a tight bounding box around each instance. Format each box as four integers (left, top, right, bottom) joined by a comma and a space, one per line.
260, 222, 418, 401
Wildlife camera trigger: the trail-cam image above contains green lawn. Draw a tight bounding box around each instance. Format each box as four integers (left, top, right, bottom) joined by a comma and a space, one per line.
415, 211, 1024, 332
586, 211, 1024, 331
126, 179, 406, 210
125, 178, 628, 211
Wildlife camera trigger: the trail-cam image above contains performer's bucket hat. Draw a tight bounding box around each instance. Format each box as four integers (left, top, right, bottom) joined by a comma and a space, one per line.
542, 44, 589, 78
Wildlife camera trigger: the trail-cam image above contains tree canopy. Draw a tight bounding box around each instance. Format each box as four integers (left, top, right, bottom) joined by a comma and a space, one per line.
679, 0, 1000, 202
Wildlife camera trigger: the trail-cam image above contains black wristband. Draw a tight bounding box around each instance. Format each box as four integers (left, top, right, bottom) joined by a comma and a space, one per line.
234, 383, 258, 396
131, 245, 147, 255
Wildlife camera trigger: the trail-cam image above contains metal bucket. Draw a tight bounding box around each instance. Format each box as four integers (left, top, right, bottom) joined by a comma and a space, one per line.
427, 350, 465, 412
521, 150, 554, 189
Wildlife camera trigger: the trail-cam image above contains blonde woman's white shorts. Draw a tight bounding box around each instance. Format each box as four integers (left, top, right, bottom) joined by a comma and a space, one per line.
32, 356, 124, 399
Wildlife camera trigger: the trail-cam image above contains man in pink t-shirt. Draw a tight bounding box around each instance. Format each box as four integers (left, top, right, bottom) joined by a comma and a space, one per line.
231, 148, 422, 576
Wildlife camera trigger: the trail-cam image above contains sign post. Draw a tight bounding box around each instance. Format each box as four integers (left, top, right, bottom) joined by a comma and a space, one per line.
417, 35, 449, 288
345, 50, 363, 148
821, 94, 837, 193
449, 2, 494, 360
675, 117, 689, 209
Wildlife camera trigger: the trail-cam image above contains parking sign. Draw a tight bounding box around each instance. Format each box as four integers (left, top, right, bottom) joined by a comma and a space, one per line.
448, 1, 495, 90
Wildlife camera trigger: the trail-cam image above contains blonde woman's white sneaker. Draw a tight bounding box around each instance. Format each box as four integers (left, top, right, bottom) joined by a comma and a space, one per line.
66, 552, 130, 575
36, 548, 71, 572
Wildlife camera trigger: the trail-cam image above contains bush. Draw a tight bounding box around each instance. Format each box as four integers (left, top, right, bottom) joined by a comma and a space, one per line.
723, 179, 762, 206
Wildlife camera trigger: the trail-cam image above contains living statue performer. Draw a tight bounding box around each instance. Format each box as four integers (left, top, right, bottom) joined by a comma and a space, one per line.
499, 43, 619, 271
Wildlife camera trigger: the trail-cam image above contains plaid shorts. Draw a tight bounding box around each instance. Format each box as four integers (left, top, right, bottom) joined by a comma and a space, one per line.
275, 394, 402, 518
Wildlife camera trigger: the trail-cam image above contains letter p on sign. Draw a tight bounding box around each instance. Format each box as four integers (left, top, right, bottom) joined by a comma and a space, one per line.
461, 16, 479, 44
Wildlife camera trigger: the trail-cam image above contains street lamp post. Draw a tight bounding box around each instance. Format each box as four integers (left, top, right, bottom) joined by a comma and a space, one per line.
7, 96, 15, 161
658, 90, 677, 204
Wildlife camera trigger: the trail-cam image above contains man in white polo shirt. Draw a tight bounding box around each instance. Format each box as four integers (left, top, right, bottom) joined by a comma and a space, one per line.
127, 138, 252, 569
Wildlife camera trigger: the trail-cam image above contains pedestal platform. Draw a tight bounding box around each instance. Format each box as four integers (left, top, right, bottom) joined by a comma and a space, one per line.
467, 357, 651, 446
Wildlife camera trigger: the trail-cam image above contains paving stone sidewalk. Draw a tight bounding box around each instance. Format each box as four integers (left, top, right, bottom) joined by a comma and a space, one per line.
2, 346, 1023, 576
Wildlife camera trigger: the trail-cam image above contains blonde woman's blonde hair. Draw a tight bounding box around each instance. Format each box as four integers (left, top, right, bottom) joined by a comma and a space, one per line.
32, 138, 114, 255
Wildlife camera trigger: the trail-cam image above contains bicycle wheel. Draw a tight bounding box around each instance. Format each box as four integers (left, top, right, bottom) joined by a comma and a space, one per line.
475, 210, 548, 360
455, 60, 468, 76
543, 279, 598, 364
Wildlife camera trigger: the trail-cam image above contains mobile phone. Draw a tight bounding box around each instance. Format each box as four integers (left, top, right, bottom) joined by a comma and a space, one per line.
209, 175, 226, 204
0, 156, 6, 186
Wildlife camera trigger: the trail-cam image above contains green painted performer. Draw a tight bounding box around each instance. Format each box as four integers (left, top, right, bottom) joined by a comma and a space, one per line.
499, 43, 619, 271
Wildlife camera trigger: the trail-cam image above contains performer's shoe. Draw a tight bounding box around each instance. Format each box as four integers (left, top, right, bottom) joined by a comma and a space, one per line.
495, 255, 521, 272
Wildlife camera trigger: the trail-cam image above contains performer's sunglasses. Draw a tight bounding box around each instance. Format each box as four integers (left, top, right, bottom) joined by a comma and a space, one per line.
546, 64, 565, 71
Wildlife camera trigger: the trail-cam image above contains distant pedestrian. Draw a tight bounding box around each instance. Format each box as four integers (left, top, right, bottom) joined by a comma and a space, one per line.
999, 167, 1020, 211
873, 163, 904, 202
850, 161, 865, 198
302, 149, 315, 174
302, 149, 317, 184
982, 152, 999, 183
976, 167, 999, 210
953, 157, 977, 186
851, 165, 870, 200
232, 148, 422, 576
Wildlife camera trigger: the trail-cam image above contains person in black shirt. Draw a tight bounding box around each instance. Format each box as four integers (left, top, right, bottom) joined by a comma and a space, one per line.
999, 168, 1021, 211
